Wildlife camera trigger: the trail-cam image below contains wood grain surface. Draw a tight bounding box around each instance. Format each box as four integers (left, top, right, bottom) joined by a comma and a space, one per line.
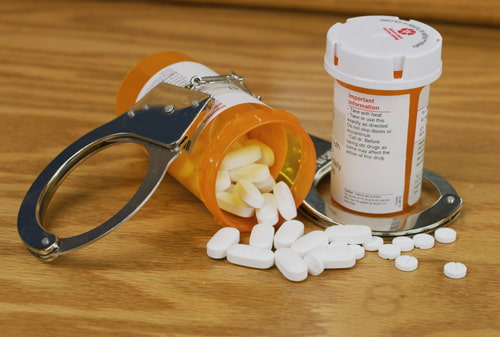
1, 1, 499, 336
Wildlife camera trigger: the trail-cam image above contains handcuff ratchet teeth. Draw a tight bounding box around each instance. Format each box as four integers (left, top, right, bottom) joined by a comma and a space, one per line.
17, 83, 213, 261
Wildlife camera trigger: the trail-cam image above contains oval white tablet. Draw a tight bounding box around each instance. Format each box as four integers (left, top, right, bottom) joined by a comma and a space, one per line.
234, 180, 264, 208
245, 139, 275, 167
348, 244, 365, 259
216, 191, 255, 218
303, 254, 325, 276
290, 230, 329, 257
207, 227, 240, 259
216, 170, 232, 192
274, 219, 305, 250
443, 262, 467, 279
226, 244, 274, 269
392, 236, 415, 252
413, 233, 435, 249
256, 193, 279, 226
274, 248, 308, 282
229, 163, 271, 183
363, 236, 384, 251
378, 244, 401, 260
395, 255, 418, 271
272, 181, 297, 220
434, 227, 457, 244
325, 224, 372, 245
249, 224, 275, 250
220, 144, 262, 171
306, 247, 356, 269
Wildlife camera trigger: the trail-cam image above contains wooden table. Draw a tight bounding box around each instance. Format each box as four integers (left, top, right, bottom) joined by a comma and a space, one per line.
1, 1, 499, 336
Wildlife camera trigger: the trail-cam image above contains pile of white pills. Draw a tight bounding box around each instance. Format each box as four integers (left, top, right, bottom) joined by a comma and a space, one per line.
215, 138, 297, 225
208, 136, 466, 281
207, 222, 465, 282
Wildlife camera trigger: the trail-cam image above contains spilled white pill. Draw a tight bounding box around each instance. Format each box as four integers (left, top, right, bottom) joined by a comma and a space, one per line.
256, 193, 279, 226
443, 262, 467, 279
274, 248, 308, 282
413, 233, 435, 249
249, 224, 275, 250
207, 227, 240, 259
325, 224, 372, 245
291, 230, 329, 257
303, 254, 325, 276
227, 244, 274, 269
392, 236, 415, 252
216, 170, 232, 192
395, 255, 418, 271
363, 236, 384, 251
306, 247, 357, 269
273, 181, 297, 220
378, 244, 401, 260
348, 244, 365, 259
220, 144, 262, 171
434, 227, 457, 244
216, 191, 255, 218
328, 240, 349, 248
274, 219, 305, 249
234, 180, 264, 208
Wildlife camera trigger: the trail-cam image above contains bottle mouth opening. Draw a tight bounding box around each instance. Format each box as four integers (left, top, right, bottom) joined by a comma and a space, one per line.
200, 114, 316, 232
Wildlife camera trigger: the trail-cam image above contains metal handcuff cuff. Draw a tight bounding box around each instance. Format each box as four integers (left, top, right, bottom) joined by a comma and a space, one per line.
17, 78, 463, 261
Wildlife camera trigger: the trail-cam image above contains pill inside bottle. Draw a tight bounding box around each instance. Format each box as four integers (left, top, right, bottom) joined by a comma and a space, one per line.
324, 16, 443, 215
115, 52, 316, 231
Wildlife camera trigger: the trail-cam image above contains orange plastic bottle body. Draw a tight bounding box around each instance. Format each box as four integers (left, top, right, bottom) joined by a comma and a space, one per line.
116, 52, 316, 231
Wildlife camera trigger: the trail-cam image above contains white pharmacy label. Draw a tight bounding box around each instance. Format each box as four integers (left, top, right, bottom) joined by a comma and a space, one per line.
331, 81, 410, 213
136, 61, 266, 125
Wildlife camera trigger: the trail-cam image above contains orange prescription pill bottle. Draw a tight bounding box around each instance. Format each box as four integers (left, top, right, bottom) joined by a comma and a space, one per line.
324, 16, 443, 215
116, 52, 316, 231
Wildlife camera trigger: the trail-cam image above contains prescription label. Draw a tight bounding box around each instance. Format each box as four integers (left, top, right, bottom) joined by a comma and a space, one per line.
136, 61, 266, 125
331, 81, 410, 214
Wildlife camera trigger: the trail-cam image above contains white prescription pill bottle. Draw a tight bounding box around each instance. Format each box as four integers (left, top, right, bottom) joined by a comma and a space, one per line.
115, 52, 316, 231
324, 16, 442, 215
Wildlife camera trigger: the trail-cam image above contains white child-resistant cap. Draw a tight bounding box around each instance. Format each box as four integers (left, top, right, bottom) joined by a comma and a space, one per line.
324, 16, 442, 90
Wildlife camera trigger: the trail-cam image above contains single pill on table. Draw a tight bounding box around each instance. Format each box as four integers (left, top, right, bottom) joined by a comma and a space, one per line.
363, 236, 384, 251
219, 144, 262, 171
226, 244, 274, 269
434, 227, 457, 243
229, 163, 271, 183
273, 181, 297, 220
378, 244, 401, 260
392, 236, 415, 252
274, 219, 305, 249
303, 254, 325, 276
256, 193, 279, 226
443, 262, 467, 279
395, 255, 418, 271
249, 223, 275, 250
306, 247, 357, 269
291, 230, 329, 257
207, 227, 240, 259
234, 180, 264, 208
274, 248, 308, 282
216, 191, 255, 218
325, 224, 372, 245
216, 170, 232, 192
348, 244, 365, 259
413, 233, 435, 249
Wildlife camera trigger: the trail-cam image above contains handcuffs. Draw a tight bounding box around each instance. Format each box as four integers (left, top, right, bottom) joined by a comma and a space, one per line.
17, 83, 463, 261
